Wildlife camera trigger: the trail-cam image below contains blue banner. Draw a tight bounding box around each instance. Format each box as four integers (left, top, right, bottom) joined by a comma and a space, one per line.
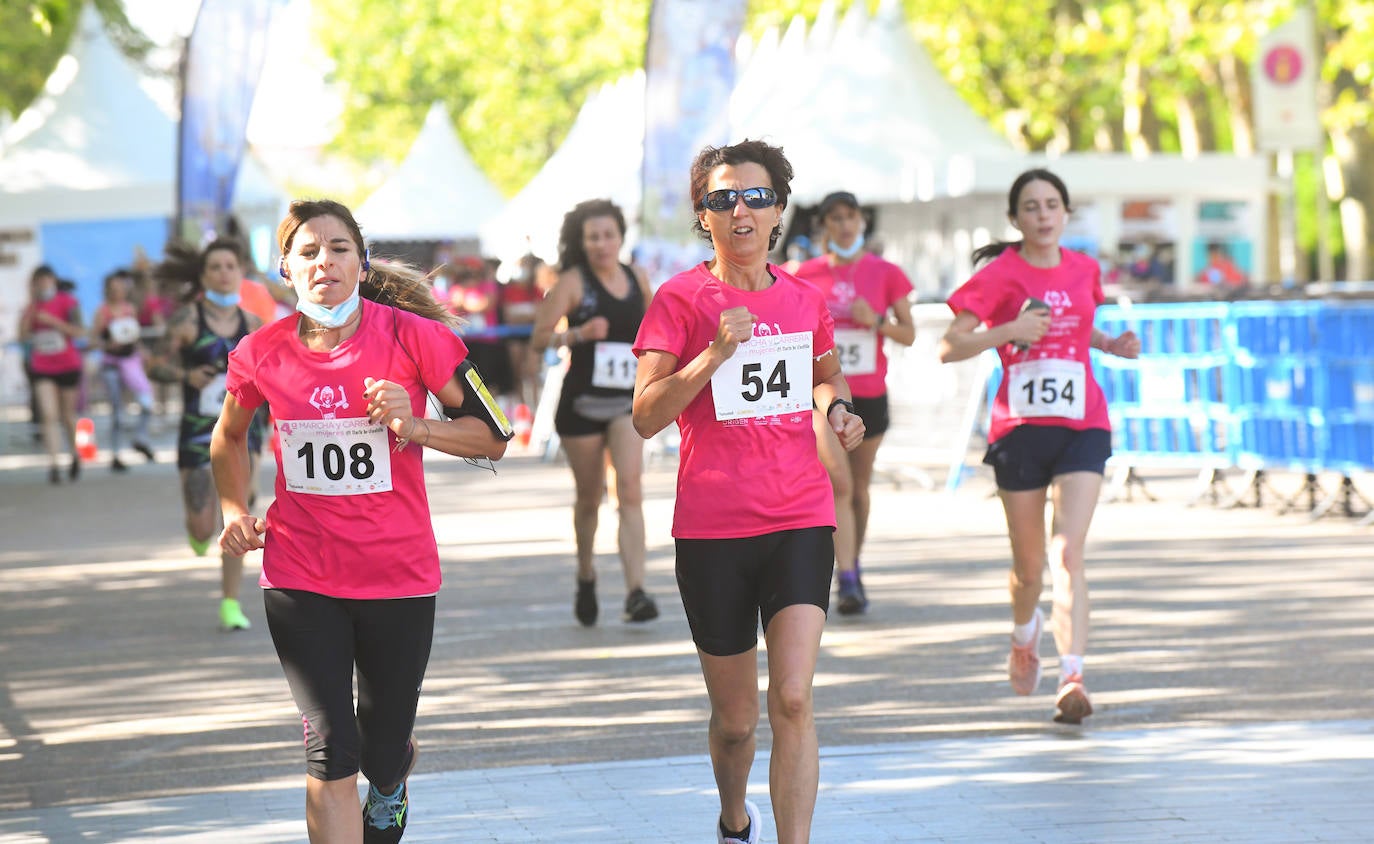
177, 0, 280, 243
640, 0, 746, 285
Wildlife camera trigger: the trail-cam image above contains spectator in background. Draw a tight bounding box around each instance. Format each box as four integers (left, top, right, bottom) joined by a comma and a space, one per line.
1195, 242, 1248, 289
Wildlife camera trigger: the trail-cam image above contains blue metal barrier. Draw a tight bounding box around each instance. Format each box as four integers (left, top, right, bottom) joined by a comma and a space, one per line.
1314, 303, 1374, 475
1224, 301, 1324, 472
1093, 303, 1233, 469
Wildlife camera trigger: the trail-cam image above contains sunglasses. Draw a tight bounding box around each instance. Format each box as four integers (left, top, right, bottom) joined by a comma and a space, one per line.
699, 187, 778, 212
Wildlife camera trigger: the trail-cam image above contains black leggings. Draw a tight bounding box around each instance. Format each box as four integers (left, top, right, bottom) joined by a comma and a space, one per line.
264, 589, 435, 783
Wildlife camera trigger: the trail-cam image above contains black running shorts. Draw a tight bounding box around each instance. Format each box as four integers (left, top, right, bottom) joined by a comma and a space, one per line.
675, 526, 834, 657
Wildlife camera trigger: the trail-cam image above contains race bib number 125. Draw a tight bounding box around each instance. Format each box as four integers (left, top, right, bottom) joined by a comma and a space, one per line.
710, 331, 812, 421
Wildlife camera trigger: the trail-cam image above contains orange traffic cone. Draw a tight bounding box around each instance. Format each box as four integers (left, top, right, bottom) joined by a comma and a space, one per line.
513, 403, 532, 448
75, 417, 98, 461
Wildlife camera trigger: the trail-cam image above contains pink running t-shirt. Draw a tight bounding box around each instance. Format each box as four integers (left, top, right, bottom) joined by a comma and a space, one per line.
795, 253, 913, 398
226, 299, 468, 599
633, 262, 837, 539
945, 247, 1109, 443
27, 291, 83, 375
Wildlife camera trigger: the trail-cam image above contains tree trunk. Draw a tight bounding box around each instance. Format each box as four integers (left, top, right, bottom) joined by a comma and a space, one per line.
1218, 53, 1254, 155
1333, 126, 1373, 281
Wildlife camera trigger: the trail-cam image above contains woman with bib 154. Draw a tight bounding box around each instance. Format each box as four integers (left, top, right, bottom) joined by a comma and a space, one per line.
939, 169, 1139, 725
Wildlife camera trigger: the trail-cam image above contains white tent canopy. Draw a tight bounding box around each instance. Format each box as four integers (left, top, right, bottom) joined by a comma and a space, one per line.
482, 0, 1018, 270
480, 71, 645, 268
355, 102, 505, 242
0, 5, 282, 225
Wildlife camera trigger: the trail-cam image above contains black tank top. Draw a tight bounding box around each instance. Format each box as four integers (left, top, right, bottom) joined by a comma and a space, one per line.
181, 302, 250, 421
563, 263, 644, 399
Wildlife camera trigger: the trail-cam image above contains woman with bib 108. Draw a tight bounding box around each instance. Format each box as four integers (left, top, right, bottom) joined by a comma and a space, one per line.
211, 199, 511, 843
938, 169, 1139, 725
633, 139, 863, 844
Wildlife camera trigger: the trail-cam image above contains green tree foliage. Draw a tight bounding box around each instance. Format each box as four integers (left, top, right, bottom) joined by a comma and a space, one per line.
313, 0, 648, 198
0, 0, 151, 121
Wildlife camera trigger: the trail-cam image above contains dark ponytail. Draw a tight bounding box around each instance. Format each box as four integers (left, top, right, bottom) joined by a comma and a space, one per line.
970, 168, 1073, 267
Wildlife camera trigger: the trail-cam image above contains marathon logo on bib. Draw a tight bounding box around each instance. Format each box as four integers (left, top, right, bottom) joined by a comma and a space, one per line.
710, 330, 812, 421
277, 417, 393, 496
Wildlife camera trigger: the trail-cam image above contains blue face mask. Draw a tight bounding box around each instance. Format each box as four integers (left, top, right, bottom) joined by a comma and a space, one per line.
829, 233, 865, 260
294, 280, 360, 328
204, 289, 240, 308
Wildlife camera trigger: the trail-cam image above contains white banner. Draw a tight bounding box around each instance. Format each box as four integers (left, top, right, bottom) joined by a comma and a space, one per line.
1253, 8, 1322, 152
641, 0, 747, 284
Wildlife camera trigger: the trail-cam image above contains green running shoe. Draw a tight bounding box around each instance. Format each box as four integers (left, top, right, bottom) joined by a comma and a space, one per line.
219, 598, 251, 631
189, 534, 211, 557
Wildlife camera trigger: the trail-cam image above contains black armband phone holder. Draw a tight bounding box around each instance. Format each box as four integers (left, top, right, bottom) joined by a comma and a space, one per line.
442, 360, 515, 441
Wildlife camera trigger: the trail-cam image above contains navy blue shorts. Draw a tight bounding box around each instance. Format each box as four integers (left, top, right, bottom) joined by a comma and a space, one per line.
675, 526, 834, 657
983, 425, 1112, 491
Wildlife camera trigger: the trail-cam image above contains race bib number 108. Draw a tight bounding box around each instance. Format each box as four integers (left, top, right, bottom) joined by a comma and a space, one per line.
277, 417, 393, 496
710, 331, 812, 421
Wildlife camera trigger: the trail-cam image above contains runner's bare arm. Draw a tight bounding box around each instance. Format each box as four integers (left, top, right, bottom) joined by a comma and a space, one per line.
211, 393, 265, 553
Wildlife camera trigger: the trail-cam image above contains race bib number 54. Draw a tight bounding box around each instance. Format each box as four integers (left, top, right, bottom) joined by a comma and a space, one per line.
710, 331, 812, 421
277, 417, 393, 496
1007, 359, 1086, 420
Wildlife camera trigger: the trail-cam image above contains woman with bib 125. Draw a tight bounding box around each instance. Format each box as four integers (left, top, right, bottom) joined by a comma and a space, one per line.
794, 191, 915, 615
531, 199, 659, 627
938, 169, 1139, 725
211, 200, 511, 843
633, 139, 864, 844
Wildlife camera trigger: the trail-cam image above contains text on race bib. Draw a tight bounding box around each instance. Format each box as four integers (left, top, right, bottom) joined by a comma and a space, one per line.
31, 330, 66, 355
198, 372, 228, 416
276, 417, 393, 496
1007, 358, 1086, 421
832, 328, 878, 376
108, 316, 142, 345
710, 330, 812, 421
590, 341, 637, 390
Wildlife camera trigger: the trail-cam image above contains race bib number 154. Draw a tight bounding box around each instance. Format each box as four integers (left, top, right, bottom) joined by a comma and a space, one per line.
1007, 359, 1086, 420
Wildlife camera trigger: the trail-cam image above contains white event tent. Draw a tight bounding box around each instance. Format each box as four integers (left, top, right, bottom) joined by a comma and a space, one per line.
0, 6, 286, 330
355, 102, 506, 246
479, 72, 646, 272
491, 0, 1268, 292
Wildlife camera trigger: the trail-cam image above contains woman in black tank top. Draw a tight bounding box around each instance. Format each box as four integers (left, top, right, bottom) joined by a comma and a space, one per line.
532, 199, 659, 627
154, 239, 264, 632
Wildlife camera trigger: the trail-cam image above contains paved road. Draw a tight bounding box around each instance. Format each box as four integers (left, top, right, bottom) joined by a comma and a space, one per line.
2, 415, 1372, 841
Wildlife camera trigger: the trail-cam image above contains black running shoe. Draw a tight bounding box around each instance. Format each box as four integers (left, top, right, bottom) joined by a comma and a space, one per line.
68, 457, 80, 481
623, 588, 659, 623
132, 441, 155, 462
362, 781, 408, 843
575, 577, 598, 626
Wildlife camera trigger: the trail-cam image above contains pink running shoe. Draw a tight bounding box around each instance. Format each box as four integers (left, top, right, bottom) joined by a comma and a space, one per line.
1054, 674, 1094, 724
1007, 608, 1043, 695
